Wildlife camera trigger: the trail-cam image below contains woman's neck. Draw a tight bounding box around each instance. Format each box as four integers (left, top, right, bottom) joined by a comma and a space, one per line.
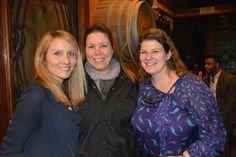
151, 70, 179, 93
93, 67, 111, 76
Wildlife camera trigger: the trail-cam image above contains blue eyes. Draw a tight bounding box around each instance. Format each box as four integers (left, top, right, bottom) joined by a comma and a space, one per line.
54, 51, 61, 56
54, 51, 76, 57
68, 51, 76, 57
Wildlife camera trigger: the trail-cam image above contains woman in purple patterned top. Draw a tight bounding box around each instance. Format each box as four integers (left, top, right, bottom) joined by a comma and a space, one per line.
131, 28, 226, 157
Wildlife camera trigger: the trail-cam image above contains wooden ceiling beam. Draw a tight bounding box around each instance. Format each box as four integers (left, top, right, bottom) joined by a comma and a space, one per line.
155, 1, 236, 18
156, 0, 177, 12
153, 0, 175, 17
176, 4, 236, 18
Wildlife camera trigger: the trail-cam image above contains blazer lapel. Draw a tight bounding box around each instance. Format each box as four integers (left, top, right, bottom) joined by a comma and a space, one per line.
216, 71, 225, 98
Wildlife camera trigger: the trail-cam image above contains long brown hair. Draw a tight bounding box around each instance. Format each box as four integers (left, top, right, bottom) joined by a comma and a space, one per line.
34, 30, 87, 108
139, 28, 188, 82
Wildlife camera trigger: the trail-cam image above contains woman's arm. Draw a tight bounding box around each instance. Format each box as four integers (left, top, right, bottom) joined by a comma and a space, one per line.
0, 83, 45, 157
183, 77, 226, 157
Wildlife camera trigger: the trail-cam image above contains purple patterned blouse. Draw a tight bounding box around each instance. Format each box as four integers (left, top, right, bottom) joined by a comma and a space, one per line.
131, 74, 226, 157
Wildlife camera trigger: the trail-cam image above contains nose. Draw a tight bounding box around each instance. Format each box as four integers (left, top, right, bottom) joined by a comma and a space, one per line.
146, 52, 152, 60
62, 54, 70, 64
94, 46, 101, 54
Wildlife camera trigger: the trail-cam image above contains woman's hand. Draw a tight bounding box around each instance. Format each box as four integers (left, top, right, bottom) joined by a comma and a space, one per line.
166, 150, 190, 157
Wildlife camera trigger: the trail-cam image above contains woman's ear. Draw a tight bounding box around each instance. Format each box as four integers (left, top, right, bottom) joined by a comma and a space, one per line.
112, 48, 115, 57
167, 49, 172, 60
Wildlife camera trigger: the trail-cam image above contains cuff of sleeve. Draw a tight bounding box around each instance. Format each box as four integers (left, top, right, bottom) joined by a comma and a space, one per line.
187, 141, 218, 157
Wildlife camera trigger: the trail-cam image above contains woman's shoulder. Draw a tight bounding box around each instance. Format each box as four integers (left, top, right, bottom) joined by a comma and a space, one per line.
19, 82, 49, 102
180, 73, 204, 85
138, 80, 153, 93
174, 73, 208, 94
119, 70, 138, 85
13, 82, 49, 115
26, 82, 48, 93
177, 73, 212, 95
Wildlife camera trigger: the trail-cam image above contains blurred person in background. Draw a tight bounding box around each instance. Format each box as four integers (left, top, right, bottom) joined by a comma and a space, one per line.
204, 53, 236, 157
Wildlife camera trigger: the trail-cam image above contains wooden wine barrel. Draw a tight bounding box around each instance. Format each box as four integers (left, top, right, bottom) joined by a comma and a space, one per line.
93, 0, 156, 62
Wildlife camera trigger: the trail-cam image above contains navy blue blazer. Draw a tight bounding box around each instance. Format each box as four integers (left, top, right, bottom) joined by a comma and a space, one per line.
0, 83, 81, 157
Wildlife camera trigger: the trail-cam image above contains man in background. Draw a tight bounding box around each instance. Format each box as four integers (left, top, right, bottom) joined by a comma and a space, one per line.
204, 53, 236, 157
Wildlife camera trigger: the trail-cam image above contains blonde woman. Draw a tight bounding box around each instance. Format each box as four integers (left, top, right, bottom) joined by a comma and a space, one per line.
0, 30, 87, 157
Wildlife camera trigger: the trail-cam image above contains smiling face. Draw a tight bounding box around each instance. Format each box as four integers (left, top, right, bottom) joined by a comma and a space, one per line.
45, 37, 77, 83
139, 40, 172, 77
85, 32, 113, 72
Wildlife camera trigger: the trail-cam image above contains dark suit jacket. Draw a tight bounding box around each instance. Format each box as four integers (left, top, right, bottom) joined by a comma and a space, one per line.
0, 83, 81, 157
204, 70, 236, 124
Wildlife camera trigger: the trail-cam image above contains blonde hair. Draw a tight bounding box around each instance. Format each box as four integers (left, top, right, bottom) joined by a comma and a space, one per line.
34, 30, 87, 109
138, 28, 188, 82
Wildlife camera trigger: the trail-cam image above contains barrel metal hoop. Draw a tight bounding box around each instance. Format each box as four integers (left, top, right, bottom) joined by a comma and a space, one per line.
106, 0, 117, 28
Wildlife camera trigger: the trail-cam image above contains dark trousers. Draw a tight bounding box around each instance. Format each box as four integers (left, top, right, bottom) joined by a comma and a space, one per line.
222, 122, 235, 157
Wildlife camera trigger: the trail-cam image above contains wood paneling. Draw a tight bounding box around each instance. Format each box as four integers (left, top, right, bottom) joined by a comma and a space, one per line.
78, 0, 90, 49
156, 0, 236, 18
0, 0, 14, 142
176, 4, 236, 18
89, 0, 100, 25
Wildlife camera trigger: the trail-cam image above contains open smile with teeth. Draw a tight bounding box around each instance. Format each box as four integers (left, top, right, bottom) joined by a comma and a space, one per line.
60, 67, 72, 71
145, 62, 157, 66
94, 58, 104, 62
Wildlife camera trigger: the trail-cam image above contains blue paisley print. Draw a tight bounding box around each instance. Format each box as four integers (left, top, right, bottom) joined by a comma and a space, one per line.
131, 74, 226, 157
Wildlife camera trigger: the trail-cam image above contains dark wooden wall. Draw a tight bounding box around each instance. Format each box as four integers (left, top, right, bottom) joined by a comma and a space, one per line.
0, 0, 15, 142
77, 0, 89, 48
173, 17, 205, 72
173, 14, 236, 75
